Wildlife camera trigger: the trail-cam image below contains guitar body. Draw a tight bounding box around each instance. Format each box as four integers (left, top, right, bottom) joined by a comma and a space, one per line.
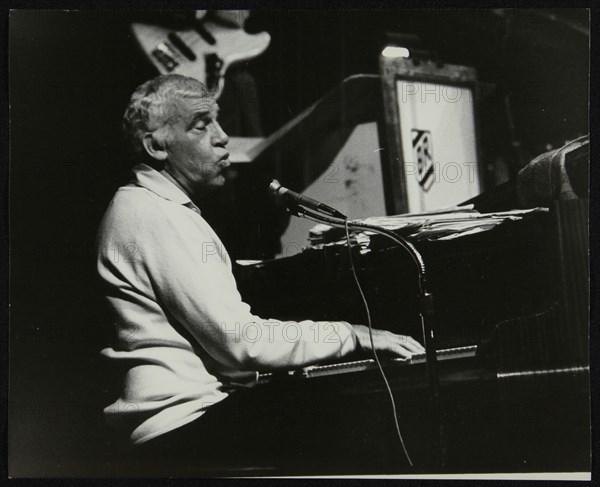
131, 20, 270, 97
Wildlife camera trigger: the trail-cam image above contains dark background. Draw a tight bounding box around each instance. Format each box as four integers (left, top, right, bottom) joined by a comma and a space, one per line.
9, 8, 589, 476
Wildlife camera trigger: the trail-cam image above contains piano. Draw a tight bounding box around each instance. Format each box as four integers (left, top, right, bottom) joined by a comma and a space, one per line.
257, 345, 478, 383
234, 199, 590, 474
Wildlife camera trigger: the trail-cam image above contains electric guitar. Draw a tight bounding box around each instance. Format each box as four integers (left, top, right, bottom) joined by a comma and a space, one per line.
131, 13, 270, 99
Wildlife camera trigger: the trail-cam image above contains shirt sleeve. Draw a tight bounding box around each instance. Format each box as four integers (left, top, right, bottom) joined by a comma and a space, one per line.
132, 202, 358, 371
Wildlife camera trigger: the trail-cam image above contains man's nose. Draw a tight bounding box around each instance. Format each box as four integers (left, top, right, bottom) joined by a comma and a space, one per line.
212, 121, 229, 147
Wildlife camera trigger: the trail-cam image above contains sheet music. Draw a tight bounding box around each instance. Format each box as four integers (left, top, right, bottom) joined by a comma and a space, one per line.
308, 207, 549, 246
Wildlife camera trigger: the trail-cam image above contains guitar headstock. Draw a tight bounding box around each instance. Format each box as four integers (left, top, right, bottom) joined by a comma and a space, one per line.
131, 13, 270, 100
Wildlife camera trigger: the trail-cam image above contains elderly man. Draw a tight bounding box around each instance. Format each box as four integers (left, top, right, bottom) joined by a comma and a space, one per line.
96, 74, 424, 472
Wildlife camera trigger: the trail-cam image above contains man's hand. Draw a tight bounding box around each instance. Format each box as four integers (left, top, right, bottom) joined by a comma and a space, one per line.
352, 325, 425, 359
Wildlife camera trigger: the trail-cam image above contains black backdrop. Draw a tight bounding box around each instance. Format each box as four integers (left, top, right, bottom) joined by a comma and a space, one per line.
9, 9, 588, 476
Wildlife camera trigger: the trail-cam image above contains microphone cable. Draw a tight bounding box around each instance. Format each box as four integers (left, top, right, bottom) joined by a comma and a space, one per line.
280, 200, 421, 467
343, 220, 414, 467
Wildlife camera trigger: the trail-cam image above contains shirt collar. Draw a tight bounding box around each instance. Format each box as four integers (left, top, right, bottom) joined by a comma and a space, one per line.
131, 164, 191, 205
130, 163, 200, 212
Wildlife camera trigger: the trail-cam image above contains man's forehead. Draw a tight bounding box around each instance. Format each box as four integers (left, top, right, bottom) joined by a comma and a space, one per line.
152, 93, 218, 129
174, 95, 218, 117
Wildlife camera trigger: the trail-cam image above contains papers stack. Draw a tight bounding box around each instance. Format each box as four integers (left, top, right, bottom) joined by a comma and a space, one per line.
307, 205, 548, 249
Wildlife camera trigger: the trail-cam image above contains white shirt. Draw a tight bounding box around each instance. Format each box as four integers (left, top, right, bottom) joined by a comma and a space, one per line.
96, 163, 358, 445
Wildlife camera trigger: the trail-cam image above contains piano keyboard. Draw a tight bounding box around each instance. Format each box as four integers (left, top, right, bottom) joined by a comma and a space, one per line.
258, 345, 477, 383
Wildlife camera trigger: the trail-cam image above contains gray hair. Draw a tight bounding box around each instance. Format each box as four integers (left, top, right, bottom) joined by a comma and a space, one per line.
122, 74, 213, 161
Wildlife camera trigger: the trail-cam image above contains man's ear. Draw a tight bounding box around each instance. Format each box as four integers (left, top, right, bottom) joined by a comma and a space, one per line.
142, 132, 168, 161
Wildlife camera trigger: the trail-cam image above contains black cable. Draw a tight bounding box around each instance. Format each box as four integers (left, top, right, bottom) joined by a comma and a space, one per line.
288, 205, 414, 466
287, 206, 428, 293
345, 220, 427, 295
343, 220, 414, 467
289, 204, 446, 466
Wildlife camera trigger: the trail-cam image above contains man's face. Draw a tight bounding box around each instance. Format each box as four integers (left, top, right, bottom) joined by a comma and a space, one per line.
161, 95, 230, 197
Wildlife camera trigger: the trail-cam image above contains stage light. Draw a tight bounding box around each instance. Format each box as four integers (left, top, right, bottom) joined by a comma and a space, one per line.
381, 46, 410, 58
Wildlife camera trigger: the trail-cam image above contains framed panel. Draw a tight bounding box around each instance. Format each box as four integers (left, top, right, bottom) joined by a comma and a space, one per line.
379, 57, 483, 214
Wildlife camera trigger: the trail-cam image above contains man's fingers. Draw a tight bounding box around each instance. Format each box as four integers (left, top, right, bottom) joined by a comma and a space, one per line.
391, 334, 424, 354
391, 343, 414, 359
360, 328, 426, 357
407, 336, 426, 353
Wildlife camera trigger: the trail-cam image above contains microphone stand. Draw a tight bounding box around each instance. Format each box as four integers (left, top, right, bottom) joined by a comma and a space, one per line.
287, 203, 445, 468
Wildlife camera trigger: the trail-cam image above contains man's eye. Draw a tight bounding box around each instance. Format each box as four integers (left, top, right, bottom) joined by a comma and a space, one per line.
194, 123, 206, 131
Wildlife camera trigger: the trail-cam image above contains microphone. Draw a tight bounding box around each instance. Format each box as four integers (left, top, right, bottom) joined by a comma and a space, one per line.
269, 180, 347, 219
